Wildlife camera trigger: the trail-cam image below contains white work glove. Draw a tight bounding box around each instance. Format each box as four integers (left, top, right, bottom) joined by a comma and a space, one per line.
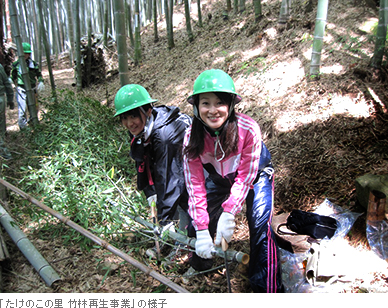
147, 194, 157, 207
215, 212, 235, 245
195, 229, 214, 259
161, 222, 175, 237
37, 81, 45, 92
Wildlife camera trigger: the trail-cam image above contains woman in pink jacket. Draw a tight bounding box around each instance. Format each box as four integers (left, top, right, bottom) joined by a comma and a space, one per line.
182, 69, 283, 292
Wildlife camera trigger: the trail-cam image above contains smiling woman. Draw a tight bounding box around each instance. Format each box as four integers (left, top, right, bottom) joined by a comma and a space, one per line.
183, 69, 284, 293
198, 92, 230, 130
113, 84, 192, 261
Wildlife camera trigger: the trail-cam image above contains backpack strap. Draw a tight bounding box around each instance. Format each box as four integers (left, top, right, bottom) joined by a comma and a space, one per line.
277, 223, 300, 236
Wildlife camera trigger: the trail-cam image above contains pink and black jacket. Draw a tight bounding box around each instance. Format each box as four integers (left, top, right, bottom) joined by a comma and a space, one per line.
183, 112, 283, 293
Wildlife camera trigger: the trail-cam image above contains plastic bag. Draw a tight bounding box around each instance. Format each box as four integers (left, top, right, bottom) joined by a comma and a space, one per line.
313, 198, 362, 240
365, 190, 388, 261
279, 248, 310, 293
280, 199, 363, 292
366, 220, 388, 261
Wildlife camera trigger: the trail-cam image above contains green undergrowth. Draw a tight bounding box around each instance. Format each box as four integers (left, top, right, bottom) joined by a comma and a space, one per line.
5, 90, 148, 250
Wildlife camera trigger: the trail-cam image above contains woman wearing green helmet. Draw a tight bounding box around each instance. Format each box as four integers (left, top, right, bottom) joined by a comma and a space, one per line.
182, 69, 283, 292
114, 84, 192, 259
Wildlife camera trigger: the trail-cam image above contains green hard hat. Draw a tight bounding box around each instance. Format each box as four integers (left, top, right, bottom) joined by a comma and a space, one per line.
188, 69, 241, 104
22, 42, 32, 54
114, 84, 157, 117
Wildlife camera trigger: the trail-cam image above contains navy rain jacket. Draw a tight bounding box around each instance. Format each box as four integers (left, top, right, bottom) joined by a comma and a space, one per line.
130, 105, 191, 225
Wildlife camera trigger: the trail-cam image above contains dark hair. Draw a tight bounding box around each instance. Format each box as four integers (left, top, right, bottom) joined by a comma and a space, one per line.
183, 92, 239, 159
119, 104, 152, 122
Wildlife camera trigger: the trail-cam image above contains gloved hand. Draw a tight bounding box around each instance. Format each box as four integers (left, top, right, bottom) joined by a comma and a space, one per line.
147, 194, 157, 207
7, 101, 14, 110
37, 81, 45, 92
215, 212, 235, 245
160, 222, 175, 237
195, 229, 214, 259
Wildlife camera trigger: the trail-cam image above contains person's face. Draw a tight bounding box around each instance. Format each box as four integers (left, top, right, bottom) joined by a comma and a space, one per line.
120, 108, 150, 136
24, 53, 30, 60
198, 92, 229, 130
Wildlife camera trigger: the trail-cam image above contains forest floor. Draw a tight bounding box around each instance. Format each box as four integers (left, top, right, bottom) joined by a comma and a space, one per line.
1, 0, 388, 293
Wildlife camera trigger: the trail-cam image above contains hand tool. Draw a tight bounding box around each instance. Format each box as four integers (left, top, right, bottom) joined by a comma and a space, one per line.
150, 200, 161, 266
222, 237, 232, 293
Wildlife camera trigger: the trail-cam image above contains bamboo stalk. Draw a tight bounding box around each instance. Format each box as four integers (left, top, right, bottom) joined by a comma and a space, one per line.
371, 0, 388, 68
108, 201, 250, 265
0, 178, 189, 293
8, 1, 39, 125
310, 0, 329, 77
0, 204, 61, 287
278, 0, 292, 24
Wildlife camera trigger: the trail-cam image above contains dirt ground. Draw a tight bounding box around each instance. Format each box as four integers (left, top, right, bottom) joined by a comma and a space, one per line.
1, 0, 388, 293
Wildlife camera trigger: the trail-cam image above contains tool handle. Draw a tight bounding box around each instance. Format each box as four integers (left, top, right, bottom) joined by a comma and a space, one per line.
221, 237, 228, 252
150, 200, 158, 224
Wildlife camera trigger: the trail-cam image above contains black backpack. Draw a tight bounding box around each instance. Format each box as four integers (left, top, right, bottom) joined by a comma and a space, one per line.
278, 209, 339, 240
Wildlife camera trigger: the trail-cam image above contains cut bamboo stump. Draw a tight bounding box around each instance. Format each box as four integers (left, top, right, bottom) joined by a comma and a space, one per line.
355, 174, 388, 220
367, 190, 386, 222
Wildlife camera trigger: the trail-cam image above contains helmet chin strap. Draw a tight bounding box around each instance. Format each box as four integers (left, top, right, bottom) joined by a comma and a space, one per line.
135, 107, 154, 141
214, 130, 225, 161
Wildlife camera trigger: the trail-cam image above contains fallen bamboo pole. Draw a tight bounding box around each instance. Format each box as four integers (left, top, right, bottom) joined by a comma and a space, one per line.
0, 204, 61, 287
0, 178, 189, 293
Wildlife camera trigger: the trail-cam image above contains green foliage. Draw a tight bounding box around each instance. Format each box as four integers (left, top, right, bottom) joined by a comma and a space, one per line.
301, 32, 313, 42
327, 30, 370, 58
131, 269, 139, 287
152, 284, 168, 293
339, 34, 363, 53
237, 56, 272, 77
9, 90, 147, 249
